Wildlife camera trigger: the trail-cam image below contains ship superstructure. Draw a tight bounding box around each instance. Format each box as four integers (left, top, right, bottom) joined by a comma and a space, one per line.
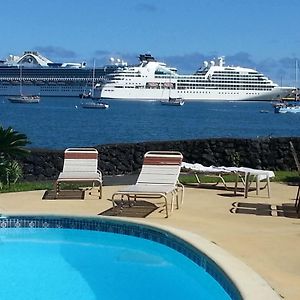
100, 54, 293, 101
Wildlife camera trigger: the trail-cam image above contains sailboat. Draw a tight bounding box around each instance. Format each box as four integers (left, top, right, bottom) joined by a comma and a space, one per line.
81, 100, 109, 109
7, 66, 40, 103
79, 60, 100, 99
81, 60, 109, 109
160, 96, 185, 106
160, 76, 184, 106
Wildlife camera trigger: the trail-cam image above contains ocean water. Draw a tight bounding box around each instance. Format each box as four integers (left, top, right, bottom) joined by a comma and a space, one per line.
0, 96, 299, 150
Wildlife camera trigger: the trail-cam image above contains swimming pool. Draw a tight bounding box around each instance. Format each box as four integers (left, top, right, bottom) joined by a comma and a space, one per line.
0, 215, 277, 300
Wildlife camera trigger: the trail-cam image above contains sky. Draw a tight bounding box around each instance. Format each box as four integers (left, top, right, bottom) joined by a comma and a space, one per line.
0, 0, 299, 85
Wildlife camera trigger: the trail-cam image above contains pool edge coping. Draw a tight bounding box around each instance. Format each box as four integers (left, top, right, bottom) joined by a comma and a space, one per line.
103, 215, 280, 300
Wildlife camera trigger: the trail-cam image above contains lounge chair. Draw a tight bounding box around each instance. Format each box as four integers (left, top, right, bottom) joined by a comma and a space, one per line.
289, 141, 300, 215
226, 166, 275, 198
111, 151, 184, 218
181, 162, 274, 198
55, 148, 102, 199
181, 162, 232, 189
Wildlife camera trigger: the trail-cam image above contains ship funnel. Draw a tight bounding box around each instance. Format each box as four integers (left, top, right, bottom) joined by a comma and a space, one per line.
217, 56, 225, 67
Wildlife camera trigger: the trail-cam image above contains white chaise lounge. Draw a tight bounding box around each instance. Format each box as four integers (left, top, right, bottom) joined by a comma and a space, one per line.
226, 166, 275, 198
55, 148, 102, 199
181, 162, 275, 198
181, 162, 233, 189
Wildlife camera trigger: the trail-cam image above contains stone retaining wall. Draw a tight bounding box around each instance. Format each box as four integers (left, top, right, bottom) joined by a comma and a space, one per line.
20, 137, 300, 181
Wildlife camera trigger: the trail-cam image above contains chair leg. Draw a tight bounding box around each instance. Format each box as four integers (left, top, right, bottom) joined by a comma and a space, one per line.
177, 182, 184, 205
256, 176, 259, 195
292, 183, 300, 216
234, 173, 239, 196
295, 184, 300, 208
296, 194, 300, 216
175, 191, 178, 210
163, 195, 169, 218
194, 172, 201, 184
244, 173, 250, 198
170, 192, 175, 212
55, 181, 60, 199
99, 183, 102, 199
266, 176, 271, 198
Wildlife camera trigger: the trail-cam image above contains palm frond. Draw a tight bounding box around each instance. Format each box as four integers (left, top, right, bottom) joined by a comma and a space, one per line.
0, 126, 31, 159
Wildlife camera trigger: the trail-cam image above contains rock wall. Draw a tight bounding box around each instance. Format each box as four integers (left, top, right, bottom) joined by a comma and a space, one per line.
20, 137, 300, 181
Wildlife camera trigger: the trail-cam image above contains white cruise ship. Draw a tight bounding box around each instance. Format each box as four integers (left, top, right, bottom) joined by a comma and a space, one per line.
99, 54, 293, 101
0, 51, 124, 97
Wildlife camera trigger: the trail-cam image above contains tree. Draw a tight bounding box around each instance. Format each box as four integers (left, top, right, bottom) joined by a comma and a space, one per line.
0, 126, 30, 160
0, 160, 23, 187
0, 126, 31, 188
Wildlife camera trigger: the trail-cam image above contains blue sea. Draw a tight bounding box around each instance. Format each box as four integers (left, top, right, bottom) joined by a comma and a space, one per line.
1, 96, 299, 150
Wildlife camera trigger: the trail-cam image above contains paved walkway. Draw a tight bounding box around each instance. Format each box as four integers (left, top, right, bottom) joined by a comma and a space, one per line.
0, 181, 299, 299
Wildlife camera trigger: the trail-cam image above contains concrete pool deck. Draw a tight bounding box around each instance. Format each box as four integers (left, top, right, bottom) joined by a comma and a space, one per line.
0, 181, 299, 299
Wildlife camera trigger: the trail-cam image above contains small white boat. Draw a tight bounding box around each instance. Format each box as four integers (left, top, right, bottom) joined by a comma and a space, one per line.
7, 66, 40, 103
160, 97, 185, 106
273, 102, 300, 113
81, 100, 109, 109
8, 95, 40, 104
274, 61, 300, 113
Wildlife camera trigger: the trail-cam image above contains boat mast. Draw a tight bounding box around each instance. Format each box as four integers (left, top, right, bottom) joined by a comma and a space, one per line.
296, 59, 298, 101
169, 72, 171, 100
19, 65, 23, 96
92, 60, 95, 98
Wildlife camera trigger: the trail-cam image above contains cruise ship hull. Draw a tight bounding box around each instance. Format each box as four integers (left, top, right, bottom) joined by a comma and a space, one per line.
100, 86, 292, 101
0, 83, 101, 97
0, 51, 122, 97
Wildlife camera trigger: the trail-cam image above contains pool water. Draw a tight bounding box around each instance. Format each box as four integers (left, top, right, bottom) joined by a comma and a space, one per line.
0, 228, 231, 300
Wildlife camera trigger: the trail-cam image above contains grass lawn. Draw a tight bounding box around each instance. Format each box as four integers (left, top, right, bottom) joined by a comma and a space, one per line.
179, 170, 300, 185
0, 171, 299, 193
